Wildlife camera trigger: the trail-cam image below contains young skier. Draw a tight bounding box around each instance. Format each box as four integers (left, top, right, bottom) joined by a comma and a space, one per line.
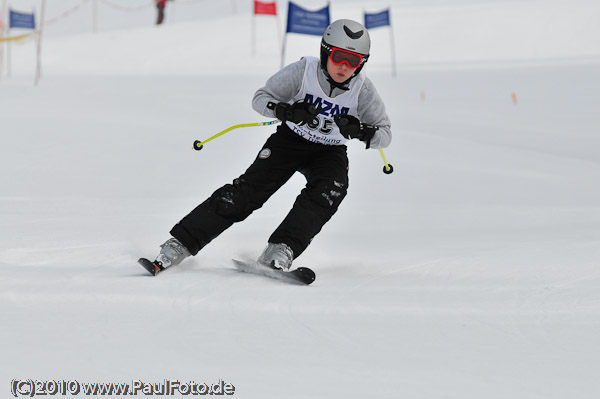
142, 19, 392, 276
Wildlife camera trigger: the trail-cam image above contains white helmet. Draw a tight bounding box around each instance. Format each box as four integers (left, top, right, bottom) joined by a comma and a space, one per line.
320, 19, 370, 75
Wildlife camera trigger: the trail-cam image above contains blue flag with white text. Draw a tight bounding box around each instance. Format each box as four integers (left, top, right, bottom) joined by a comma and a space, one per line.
364, 9, 390, 30
286, 1, 330, 36
10, 10, 36, 29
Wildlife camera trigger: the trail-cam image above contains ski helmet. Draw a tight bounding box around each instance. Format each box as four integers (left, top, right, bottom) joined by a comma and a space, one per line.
320, 19, 371, 76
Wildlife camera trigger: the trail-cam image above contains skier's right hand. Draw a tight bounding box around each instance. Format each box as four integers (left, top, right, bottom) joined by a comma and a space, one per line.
272, 101, 321, 126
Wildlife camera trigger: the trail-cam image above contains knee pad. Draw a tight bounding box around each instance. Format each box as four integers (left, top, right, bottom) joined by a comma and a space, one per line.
210, 178, 251, 219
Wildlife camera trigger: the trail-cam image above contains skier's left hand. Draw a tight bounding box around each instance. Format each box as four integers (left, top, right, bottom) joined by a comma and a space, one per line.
334, 114, 378, 149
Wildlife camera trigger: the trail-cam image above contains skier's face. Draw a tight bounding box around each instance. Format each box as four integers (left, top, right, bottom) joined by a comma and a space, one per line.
327, 58, 354, 83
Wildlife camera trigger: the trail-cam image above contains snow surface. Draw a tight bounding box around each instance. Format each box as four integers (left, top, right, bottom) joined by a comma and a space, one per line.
2, 0, 600, 398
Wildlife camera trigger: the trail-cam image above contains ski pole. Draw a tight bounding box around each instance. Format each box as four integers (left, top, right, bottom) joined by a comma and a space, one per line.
193, 120, 280, 150
193, 119, 394, 175
379, 149, 394, 174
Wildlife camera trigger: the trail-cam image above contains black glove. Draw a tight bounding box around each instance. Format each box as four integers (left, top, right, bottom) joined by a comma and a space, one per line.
334, 114, 378, 149
270, 101, 321, 126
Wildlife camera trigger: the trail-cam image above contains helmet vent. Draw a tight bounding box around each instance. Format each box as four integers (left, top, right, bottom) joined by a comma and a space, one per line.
343, 25, 364, 39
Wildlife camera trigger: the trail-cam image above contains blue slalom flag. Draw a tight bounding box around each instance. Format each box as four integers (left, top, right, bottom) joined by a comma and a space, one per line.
10, 9, 36, 29
364, 9, 390, 30
286, 1, 330, 36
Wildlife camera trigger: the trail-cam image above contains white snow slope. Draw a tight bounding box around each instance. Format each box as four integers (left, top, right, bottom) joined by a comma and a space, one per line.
1, 1, 600, 398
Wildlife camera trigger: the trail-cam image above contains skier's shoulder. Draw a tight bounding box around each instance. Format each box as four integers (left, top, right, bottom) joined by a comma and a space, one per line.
357, 74, 385, 104
357, 73, 375, 93
278, 56, 310, 77
270, 57, 314, 87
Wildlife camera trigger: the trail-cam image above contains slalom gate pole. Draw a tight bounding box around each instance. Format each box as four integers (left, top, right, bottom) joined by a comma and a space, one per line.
193, 120, 280, 150
379, 149, 394, 174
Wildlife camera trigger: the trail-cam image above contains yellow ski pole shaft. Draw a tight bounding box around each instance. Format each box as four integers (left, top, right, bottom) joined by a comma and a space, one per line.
193, 120, 280, 150
379, 148, 394, 174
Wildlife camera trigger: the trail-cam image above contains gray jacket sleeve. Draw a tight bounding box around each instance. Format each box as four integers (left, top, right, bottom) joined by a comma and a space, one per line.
357, 77, 392, 149
252, 58, 306, 117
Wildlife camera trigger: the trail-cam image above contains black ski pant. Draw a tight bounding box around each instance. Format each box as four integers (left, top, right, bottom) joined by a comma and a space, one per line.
170, 125, 349, 259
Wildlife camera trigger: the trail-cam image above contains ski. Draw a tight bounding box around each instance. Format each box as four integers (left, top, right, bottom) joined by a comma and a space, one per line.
138, 256, 316, 285
232, 259, 316, 285
138, 258, 164, 276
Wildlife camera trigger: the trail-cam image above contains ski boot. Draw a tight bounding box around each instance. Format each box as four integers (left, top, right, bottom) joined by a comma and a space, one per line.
257, 243, 294, 271
138, 238, 191, 276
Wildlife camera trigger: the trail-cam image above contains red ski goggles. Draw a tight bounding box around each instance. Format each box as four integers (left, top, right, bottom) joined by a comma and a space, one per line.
329, 47, 364, 69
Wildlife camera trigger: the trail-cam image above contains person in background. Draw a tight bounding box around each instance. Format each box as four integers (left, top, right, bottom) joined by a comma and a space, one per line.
155, 0, 167, 25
